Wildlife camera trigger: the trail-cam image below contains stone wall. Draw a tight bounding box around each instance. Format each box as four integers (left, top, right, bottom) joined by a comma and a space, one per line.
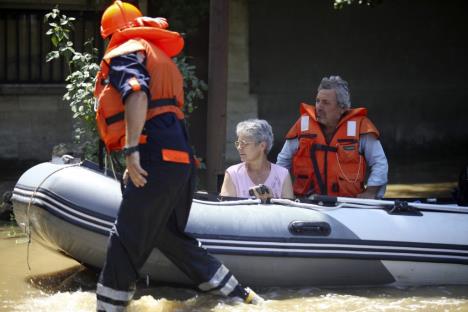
0, 85, 72, 168
225, 0, 258, 164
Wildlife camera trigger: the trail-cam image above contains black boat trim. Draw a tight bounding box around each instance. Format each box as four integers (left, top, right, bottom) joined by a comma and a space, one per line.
205, 248, 468, 265
14, 184, 115, 223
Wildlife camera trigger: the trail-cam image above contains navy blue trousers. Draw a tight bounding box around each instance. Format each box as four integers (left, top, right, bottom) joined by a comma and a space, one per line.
96, 114, 240, 311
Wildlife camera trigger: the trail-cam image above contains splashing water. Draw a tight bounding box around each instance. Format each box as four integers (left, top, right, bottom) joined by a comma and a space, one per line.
8, 286, 468, 312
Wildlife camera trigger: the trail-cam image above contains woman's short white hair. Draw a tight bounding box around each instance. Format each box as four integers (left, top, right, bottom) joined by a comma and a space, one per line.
236, 119, 274, 153
318, 75, 351, 109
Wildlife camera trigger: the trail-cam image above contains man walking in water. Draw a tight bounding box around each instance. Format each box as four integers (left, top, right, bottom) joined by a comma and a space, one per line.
94, 2, 262, 310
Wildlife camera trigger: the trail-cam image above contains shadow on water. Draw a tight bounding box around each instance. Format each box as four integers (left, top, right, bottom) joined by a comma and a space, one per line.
27, 265, 98, 294
26, 263, 196, 299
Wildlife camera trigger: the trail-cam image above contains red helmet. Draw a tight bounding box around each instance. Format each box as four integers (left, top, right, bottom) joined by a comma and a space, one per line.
100, 1, 142, 39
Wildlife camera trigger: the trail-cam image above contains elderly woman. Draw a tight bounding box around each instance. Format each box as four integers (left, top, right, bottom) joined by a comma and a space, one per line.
220, 119, 294, 199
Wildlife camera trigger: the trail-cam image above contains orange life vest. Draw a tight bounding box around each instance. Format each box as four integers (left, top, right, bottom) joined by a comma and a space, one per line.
94, 26, 185, 152
286, 103, 379, 197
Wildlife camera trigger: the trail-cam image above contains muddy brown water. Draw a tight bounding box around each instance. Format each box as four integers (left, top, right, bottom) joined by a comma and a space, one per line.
1, 226, 467, 312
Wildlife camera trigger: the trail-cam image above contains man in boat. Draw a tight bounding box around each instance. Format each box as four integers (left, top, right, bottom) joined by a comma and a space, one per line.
277, 75, 388, 199
94, 2, 262, 310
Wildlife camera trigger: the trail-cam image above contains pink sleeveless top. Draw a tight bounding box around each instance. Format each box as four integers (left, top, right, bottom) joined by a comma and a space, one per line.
225, 162, 289, 198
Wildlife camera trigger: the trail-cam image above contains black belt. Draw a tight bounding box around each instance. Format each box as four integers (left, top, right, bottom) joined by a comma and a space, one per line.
105, 98, 178, 125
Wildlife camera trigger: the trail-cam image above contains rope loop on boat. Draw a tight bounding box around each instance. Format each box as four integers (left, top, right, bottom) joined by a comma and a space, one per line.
193, 198, 261, 206
25, 161, 83, 271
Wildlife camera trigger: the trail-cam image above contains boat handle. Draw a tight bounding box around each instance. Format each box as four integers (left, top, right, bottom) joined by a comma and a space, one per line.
288, 221, 331, 236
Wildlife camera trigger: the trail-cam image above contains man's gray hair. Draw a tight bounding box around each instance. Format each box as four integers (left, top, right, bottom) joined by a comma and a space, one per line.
236, 119, 274, 153
317, 75, 351, 109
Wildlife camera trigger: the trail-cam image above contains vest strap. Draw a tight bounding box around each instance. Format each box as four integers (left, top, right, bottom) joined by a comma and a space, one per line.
337, 138, 358, 144
298, 134, 318, 139
314, 144, 338, 153
310, 144, 327, 195
105, 112, 125, 125
148, 97, 177, 108
105, 97, 178, 125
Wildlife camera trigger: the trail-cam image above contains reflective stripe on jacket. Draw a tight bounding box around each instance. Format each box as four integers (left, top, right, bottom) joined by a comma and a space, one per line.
94, 27, 184, 152
285, 103, 379, 197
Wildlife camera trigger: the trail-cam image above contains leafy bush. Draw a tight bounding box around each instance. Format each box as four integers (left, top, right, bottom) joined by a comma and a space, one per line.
44, 7, 207, 161
45, 8, 100, 160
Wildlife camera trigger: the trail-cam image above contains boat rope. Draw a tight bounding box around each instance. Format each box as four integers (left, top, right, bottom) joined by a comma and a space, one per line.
25, 160, 83, 271
194, 196, 468, 214
331, 195, 468, 213
193, 198, 261, 206
194, 197, 398, 211
107, 152, 118, 181
271, 198, 343, 211
193, 197, 361, 211
104, 151, 109, 176
272, 198, 410, 211
272, 197, 468, 214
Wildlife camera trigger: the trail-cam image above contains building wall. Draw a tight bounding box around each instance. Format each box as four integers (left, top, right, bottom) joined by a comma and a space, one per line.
249, 0, 468, 166
225, 0, 258, 164
0, 85, 72, 166
0, 0, 101, 171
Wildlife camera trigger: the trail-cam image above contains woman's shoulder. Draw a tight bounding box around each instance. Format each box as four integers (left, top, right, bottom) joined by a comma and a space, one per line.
270, 163, 290, 182
226, 162, 246, 175
271, 163, 289, 174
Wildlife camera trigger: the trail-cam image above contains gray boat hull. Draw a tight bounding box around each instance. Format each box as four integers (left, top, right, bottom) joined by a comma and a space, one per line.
12, 162, 468, 287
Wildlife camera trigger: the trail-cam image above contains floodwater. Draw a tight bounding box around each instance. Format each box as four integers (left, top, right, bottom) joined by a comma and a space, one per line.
1, 158, 468, 311
1, 224, 467, 312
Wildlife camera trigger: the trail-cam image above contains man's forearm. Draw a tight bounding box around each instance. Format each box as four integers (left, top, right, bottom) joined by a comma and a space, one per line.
125, 91, 148, 147
276, 139, 299, 170
361, 134, 388, 191
357, 185, 380, 199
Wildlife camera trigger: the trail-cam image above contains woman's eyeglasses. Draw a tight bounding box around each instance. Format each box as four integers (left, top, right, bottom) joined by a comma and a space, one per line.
234, 140, 255, 148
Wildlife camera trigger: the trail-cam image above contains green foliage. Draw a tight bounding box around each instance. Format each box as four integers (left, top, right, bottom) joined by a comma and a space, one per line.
333, 0, 382, 9
175, 56, 208, 115
45, 7, 99, 161
44, 6, 207, 161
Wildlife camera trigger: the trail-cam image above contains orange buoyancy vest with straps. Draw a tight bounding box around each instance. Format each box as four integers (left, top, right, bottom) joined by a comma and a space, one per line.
94, 26, 184, 152
285, 103, 379, 197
